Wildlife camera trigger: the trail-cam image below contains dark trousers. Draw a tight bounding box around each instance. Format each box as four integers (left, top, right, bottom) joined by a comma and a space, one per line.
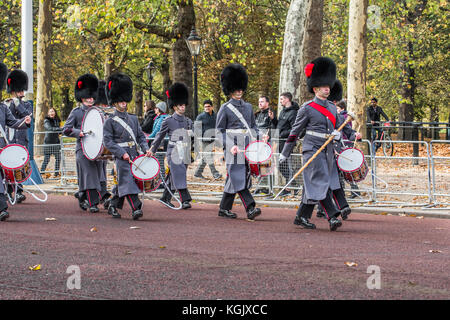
318, 188, 349, 213
41, 145, 61, 172
8, 183, 24, 196
0, 194, 8, 212
110, 194, 142, 211
79, 189, 100, 206
161, 187, 192, 203
297, 191, 340, 220
220, 189, 255, 212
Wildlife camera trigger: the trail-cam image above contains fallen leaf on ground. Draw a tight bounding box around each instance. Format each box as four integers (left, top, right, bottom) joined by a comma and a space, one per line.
429, 250, 442, 253
129, 226, 140, 229
345, 262, 358, 267
29, 264, 41, 271
45, 218, 57, 221
31, 251, 38, 255
416, 216, 424, 219
90, 227, 98, 232
159, 246, 166, 249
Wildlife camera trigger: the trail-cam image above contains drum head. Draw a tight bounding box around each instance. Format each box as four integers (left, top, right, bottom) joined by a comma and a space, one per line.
0, 144, 29, 169
81, 107, 104, 160
245, 141, 273, 163
131, 156, 160, 181
337, 148, 365, 172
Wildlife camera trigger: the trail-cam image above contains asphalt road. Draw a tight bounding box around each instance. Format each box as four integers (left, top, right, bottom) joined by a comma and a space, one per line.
0, 195, 449, 300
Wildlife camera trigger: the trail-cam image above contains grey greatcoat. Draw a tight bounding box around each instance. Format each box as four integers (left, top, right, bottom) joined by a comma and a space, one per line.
281, 97, 355, 203
62, 105, 103, 193
0, 102, 31, 194
103, 110, 148, 198
215, 98, 260, 194
5, 98, 33, 148
150, 112, 193, 190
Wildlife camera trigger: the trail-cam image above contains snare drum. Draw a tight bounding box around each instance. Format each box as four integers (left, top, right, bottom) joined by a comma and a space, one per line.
336, 148, 369, 183
81, 107, 112, 160
130, 155, 161, 192
244, 141, 274, 177
0, 144, 32, 184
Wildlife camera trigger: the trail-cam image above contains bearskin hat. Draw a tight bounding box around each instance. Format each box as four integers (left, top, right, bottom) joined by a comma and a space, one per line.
220, 63, 248, 96
95, 80, 109, 106
6, 69, 28, 93
166, 82, 189, 108
304, 57, 336, 94
328, 79, 343, 102
0, 63, 7, 91
105, 73, 133, 105
74, 73, 98, 102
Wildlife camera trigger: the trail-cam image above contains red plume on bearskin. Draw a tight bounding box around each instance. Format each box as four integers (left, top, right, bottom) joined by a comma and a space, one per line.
304, 63, 314, 78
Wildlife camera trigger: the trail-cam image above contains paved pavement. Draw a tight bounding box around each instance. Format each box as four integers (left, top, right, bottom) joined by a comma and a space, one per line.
0, 194, 449, 301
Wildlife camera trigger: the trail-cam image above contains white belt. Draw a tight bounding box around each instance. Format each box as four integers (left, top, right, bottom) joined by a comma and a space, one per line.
226, 129, 249, 134
306, 130, 330, 139
118, 141, 136, 147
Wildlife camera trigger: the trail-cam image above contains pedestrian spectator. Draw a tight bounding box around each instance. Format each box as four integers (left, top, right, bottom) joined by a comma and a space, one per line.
194, 99, 221, 180
141, 100, 156, 134
274, 92, 300, 197
41, 107, 62, 178
149, 101, 169, 189
253, 96, 277, 195
367, 97, 389, 152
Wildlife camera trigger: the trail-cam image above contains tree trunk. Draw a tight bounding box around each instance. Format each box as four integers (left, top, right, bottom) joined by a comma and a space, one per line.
278, 0, 310, 109
35, 0, 52, 145
134, 88, 143, 120
299, 0, 324, 104
347, 0, 368, 142
161, 49, 172, 99
61, 86, 73, 120
172, 0, 195, 119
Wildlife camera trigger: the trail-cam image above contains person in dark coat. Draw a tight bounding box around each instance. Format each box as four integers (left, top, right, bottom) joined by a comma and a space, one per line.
103, 73, 151, 220
4, 69, 33, 203
140, 100, 156, 134
367, 97, 389, 152
149, 82, 193, 209
40, 108, 62, 177
274, 92, 300, 197
0, 62, 32, 221
215, 63, 265, 220
280, 57, 357, 231
194, 99, 221, 180
63, 73, 104, 213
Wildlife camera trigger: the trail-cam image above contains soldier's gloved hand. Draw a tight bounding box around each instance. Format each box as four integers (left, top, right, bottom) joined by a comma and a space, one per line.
331, 130, 341, 141
279, 154, 287, 164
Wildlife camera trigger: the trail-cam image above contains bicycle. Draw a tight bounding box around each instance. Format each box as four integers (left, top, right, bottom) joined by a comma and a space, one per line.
372, 122, 394, 156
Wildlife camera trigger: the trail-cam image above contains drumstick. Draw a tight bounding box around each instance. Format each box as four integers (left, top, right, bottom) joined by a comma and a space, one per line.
18, 113, 32, 127
129, 159, 147, 175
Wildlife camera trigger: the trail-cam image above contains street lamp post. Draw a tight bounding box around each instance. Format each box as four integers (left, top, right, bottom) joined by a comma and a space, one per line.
145, 59, 157, 101
186, 27, 202, 119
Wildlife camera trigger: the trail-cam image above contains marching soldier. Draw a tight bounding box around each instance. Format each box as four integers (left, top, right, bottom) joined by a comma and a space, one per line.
103, 73, 151, 220
215, 63, 263, 220
280, 57, 356, 231
0, 63, 32, 221
4, 69, 33, 203
63, 73, 104, 213
94, 79, 112, 207
149, 82, 193, 210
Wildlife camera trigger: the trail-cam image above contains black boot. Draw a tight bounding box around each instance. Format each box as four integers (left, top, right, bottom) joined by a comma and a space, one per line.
341, 207, 351, 220
247, 206, 261, 220
329, 217, 342, 231
293, 216, 316, 229
16, 193, 26, 203
218, 209, 237, 219
108, 206, 121, 219
132, 209, 143, 220
182, 201, 191, 209
89, 205, 99, 213
79, 200, 89, 211
0, 211, 9, 221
